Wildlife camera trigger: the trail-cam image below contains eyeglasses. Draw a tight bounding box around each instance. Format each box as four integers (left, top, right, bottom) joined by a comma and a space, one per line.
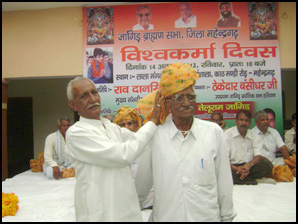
119, 121, 135, 127
167, 93, 197, 104
138, 13, 150, 17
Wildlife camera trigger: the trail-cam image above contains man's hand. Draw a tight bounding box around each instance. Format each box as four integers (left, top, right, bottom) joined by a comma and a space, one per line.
220, 120, 226, 129
149, 89, 163, 125
53, 166, 61, 180
236, 166, 249, 180
99, 70, 105, 78
243, 162, 254, 170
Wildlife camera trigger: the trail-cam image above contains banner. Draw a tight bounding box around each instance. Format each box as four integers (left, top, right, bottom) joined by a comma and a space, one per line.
83, 2, 283, 134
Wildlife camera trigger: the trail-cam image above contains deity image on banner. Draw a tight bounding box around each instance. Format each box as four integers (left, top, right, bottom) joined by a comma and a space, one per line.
86, 7, 114, 45
248, 2, 278, 40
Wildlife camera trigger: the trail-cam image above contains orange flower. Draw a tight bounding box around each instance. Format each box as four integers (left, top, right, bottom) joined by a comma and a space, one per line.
272, 165, 294, 182
29, 152, 44, 172
2, 192, 19, 218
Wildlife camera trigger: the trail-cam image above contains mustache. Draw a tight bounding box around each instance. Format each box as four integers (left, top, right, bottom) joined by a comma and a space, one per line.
87, 102, 100, 109
179, 106, 195, 112
240, 125, 247, 128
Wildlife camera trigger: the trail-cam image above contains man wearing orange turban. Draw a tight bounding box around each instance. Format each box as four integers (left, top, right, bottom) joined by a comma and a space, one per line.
114, 106, 143, 133
135, 63, 236, 222
137, 62, 199, 124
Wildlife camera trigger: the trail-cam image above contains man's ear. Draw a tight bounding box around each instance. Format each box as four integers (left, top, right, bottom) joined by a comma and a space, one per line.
165, 99, 171, 112
68, 100, 77, 111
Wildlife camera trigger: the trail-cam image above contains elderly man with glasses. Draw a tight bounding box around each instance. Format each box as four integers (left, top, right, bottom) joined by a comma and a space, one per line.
135, 62, 236, 222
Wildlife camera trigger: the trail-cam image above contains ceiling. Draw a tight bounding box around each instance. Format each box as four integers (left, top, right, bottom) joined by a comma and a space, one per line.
2, 2, 148, 12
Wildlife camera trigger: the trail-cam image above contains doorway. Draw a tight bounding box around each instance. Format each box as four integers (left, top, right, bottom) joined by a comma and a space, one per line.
7, 97, 34, 178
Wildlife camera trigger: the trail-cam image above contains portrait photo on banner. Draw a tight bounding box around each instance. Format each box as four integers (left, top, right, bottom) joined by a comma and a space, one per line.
86, 47, 114, 84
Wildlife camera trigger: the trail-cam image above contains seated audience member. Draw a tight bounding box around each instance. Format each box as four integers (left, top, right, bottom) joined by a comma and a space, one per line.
43, 117, 73, 179
114, 106, 154, 209
210, 111, 226, 130
225, 109, 273, 185
285, 113, 296, 154
114, 105, 142, 133
252, 110, 290, 165
103, 113, 115, 122
263, 108, 276, 128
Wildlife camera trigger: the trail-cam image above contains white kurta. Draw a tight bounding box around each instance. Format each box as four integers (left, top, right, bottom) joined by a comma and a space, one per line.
284, 127, 296, 153
65, 116, 157, 222
225, 126, 262, 164
44, 131, 66, 168
135, 118, 236, 222
252, 126, 285, 165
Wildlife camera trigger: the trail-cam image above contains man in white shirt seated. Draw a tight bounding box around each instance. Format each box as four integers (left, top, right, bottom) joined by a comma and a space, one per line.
210, 111, 227, 130
252, 110, 290, 165
65, 77, 162, 222
285, 113, 296, 154
133, 5, 154, 31
225, 109, 273, 185
175, 2, 197, 28
43, 117, 72, 179
135, 63, 236, 222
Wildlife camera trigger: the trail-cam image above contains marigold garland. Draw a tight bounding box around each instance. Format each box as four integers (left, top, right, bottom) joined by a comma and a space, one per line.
2, 192, 19, 218
29, 152, 44, 172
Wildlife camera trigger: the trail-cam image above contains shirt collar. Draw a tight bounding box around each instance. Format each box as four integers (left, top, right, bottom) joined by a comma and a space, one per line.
255, 126, 273, 135
232, 126, 253, 139
289, 127, 296, 134
79, 116, 103, 127
267, 127, 274, 134
254, 126, 263, 135
168, 117, 197, 140
168, 119, 179, 139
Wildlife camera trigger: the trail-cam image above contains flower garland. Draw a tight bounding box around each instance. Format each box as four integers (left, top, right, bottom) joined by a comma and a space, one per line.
2, 192, 19, 218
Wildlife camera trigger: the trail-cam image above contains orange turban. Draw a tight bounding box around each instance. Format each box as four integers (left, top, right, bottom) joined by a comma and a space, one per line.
137, 62, 199, 124
114, 105, 142, 128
